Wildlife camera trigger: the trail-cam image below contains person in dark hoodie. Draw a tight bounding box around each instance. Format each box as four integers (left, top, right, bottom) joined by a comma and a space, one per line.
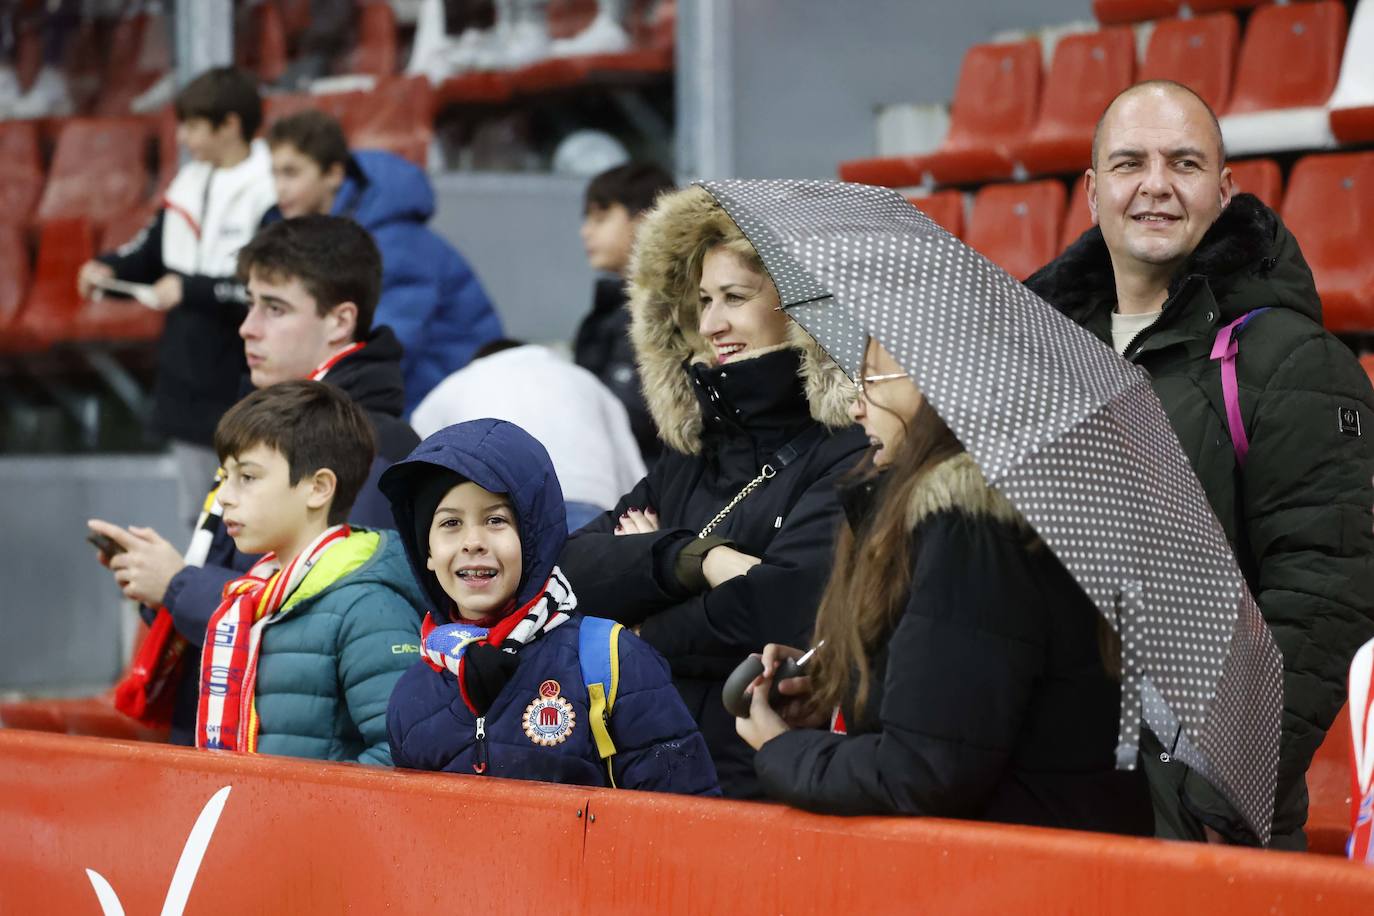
1024, 80, 1374, 848
573, 162, 677, 467
381, 418, 719, 795
88, 216, 420, 745
264, 109, 503, 411
557, 186, 869, 798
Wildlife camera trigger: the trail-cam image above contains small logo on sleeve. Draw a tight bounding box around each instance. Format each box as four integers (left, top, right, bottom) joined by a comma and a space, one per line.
1339, 406, 1362, 437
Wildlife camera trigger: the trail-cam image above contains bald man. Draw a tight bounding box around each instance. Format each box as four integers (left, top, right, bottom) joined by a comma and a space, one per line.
1027, 80, 1374, 849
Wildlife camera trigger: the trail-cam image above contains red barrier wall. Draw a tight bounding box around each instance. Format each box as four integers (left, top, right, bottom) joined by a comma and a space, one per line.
2, 730, 1372, 915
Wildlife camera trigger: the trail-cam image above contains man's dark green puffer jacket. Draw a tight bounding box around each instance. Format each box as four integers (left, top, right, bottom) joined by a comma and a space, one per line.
252, 529, 424, 765
1026, 193, 1374, 848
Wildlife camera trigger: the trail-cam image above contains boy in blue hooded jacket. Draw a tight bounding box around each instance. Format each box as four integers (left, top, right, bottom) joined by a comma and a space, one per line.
381, 419, 719, 794
264, 110, 503, 411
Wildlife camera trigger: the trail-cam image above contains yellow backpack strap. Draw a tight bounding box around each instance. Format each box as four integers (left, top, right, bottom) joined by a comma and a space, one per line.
579, 616, 623, 787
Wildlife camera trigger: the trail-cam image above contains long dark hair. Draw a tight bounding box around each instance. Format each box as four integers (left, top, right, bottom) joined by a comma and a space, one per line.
807, 398, 962, 719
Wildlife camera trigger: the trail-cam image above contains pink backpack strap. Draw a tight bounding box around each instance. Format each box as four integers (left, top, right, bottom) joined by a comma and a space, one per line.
1209, 308, 1269, 468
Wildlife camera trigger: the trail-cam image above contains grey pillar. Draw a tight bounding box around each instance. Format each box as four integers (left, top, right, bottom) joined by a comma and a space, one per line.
675, 0, 734, 180
175, 0, 234, 87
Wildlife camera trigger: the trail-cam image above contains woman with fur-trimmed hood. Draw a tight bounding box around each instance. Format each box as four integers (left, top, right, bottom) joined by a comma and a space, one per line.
735, 336, 1154, 833
558, 185, 868, 798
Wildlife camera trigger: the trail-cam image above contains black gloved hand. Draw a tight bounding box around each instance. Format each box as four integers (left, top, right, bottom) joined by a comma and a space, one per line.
461, 643, 522, 715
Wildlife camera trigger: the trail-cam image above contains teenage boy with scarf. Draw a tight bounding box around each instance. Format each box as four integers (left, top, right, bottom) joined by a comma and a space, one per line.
197, 380, 423, 763
381, 419, 719, 794
89, 216, 419, 745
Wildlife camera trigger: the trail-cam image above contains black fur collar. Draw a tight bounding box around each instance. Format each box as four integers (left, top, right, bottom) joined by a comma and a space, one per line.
1025, 193, 1277, 323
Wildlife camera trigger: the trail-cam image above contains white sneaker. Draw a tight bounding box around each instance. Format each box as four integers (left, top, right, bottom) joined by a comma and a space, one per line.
130, 72, 175, 114
498, 19, 550, 70
406, 0, 453, 82
550, 13, 630, 57
12, 67, 74, 119
0, 66, 22, 119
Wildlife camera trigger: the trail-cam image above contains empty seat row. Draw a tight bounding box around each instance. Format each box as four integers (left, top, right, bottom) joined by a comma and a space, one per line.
841, 1, 1367, 188
907, 151, 1374, 336
0, 73, 434, 236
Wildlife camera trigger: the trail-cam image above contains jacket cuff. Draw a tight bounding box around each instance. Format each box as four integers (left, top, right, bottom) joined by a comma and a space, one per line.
673, 535, 735, 593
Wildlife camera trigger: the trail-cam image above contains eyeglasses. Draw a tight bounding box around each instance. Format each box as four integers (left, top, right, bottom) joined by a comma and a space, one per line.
857, 371, 910, 398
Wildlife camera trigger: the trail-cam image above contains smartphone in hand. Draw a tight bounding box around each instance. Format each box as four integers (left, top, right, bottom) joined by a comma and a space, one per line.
87, 532, 126, 562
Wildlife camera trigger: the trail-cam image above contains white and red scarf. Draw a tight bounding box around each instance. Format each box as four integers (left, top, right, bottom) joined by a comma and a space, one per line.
195, 525, 351, 752
419, 567, 577, 713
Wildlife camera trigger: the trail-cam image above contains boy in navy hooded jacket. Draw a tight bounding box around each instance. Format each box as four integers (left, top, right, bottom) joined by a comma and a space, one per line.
381, 419, 718, 795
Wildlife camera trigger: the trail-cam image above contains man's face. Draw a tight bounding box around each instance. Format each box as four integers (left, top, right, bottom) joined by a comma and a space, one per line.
579, 202, 638, 275
176, 116, 242, 166
240, 270, 352, 388
1087, 87, 1233, 277
271, 144, 343, 219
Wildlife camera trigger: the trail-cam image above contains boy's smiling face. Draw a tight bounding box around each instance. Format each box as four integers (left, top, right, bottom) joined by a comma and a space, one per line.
427, 482, 523, 621
217, 442, 334, 561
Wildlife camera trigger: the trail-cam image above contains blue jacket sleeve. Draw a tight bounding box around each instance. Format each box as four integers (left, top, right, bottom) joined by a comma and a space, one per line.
335, 586, 424, 767
605, 631, 721, 796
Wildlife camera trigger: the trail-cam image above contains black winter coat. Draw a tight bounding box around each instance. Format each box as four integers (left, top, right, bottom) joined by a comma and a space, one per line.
98, 210, 249, 446
754, 455, 1154, 835
573, 276, 660, 466
1026, 194, 1374, 847
560, 349, 867, 797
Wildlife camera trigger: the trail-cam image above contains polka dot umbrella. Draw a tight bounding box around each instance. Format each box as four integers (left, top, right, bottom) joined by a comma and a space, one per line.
699, 178, 1283, 845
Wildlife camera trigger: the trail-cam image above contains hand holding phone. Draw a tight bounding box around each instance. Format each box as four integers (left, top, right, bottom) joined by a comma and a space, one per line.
87, 531, 127, 564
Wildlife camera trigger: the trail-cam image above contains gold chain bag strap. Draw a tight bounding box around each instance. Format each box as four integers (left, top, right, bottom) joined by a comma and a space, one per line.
696, 425, 827, 539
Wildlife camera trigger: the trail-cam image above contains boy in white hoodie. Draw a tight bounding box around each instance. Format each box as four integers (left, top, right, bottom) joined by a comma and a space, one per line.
77, 67, 278, 519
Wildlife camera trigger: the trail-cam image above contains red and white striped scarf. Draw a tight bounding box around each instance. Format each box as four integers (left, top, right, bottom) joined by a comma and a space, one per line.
195, 525, 351, 752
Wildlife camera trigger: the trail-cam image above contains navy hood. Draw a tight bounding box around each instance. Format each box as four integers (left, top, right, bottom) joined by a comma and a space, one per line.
379, 419, 567, 617
333, 149, 435, 229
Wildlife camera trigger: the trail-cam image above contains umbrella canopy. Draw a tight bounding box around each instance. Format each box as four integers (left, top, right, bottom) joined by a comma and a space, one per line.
699, 178, 1283, 844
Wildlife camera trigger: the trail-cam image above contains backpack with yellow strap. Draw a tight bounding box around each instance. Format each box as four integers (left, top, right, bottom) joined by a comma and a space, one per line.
578, 616, 624, 788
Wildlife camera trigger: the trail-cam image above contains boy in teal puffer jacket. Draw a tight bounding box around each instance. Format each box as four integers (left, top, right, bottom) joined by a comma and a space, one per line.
195, 379, 422, 764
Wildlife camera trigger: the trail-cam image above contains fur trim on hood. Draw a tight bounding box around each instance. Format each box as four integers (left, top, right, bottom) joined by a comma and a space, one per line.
906, 453, 1024, 531
627, 185, 856, 455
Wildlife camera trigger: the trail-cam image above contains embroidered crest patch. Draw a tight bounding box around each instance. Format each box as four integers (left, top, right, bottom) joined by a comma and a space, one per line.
523, 685, 576, 747
1339, 406, 1362, 437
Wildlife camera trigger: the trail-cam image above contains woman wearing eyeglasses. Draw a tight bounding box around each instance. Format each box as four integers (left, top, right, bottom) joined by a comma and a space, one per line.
557, 185, 868, 798
734, 335, 1153, 833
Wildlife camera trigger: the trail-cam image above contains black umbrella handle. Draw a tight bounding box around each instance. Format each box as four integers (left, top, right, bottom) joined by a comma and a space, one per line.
722, 656, 806, 719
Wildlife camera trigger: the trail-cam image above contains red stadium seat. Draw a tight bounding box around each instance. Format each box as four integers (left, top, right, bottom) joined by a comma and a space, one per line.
99, 204, 159, 253
1061, 178, 1094, 251
1328, 0, 1374, 144
1226, 1, 1346, 115
16, 218, 94, 345
343, 1, 398, 77
93, 10, 171, 116
0, 122, 44, 227
1015, 27, 1135, 177
35, 118, 150, 230
238, 0, 289, 84
966, 181, 1066, 282
1092, 0, 1179, 25
0, 225, 31, 332
1226, 158, 1283, 209
1280, 152, 1374, 333
905, 191, 965, 239
1306, 703, 1354, 856
1138, 13, 1240, 113
548, 0, 599, 41
344, 76, 434, 167
914, 40, 1043, 186
1189, 0, 1270, 11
